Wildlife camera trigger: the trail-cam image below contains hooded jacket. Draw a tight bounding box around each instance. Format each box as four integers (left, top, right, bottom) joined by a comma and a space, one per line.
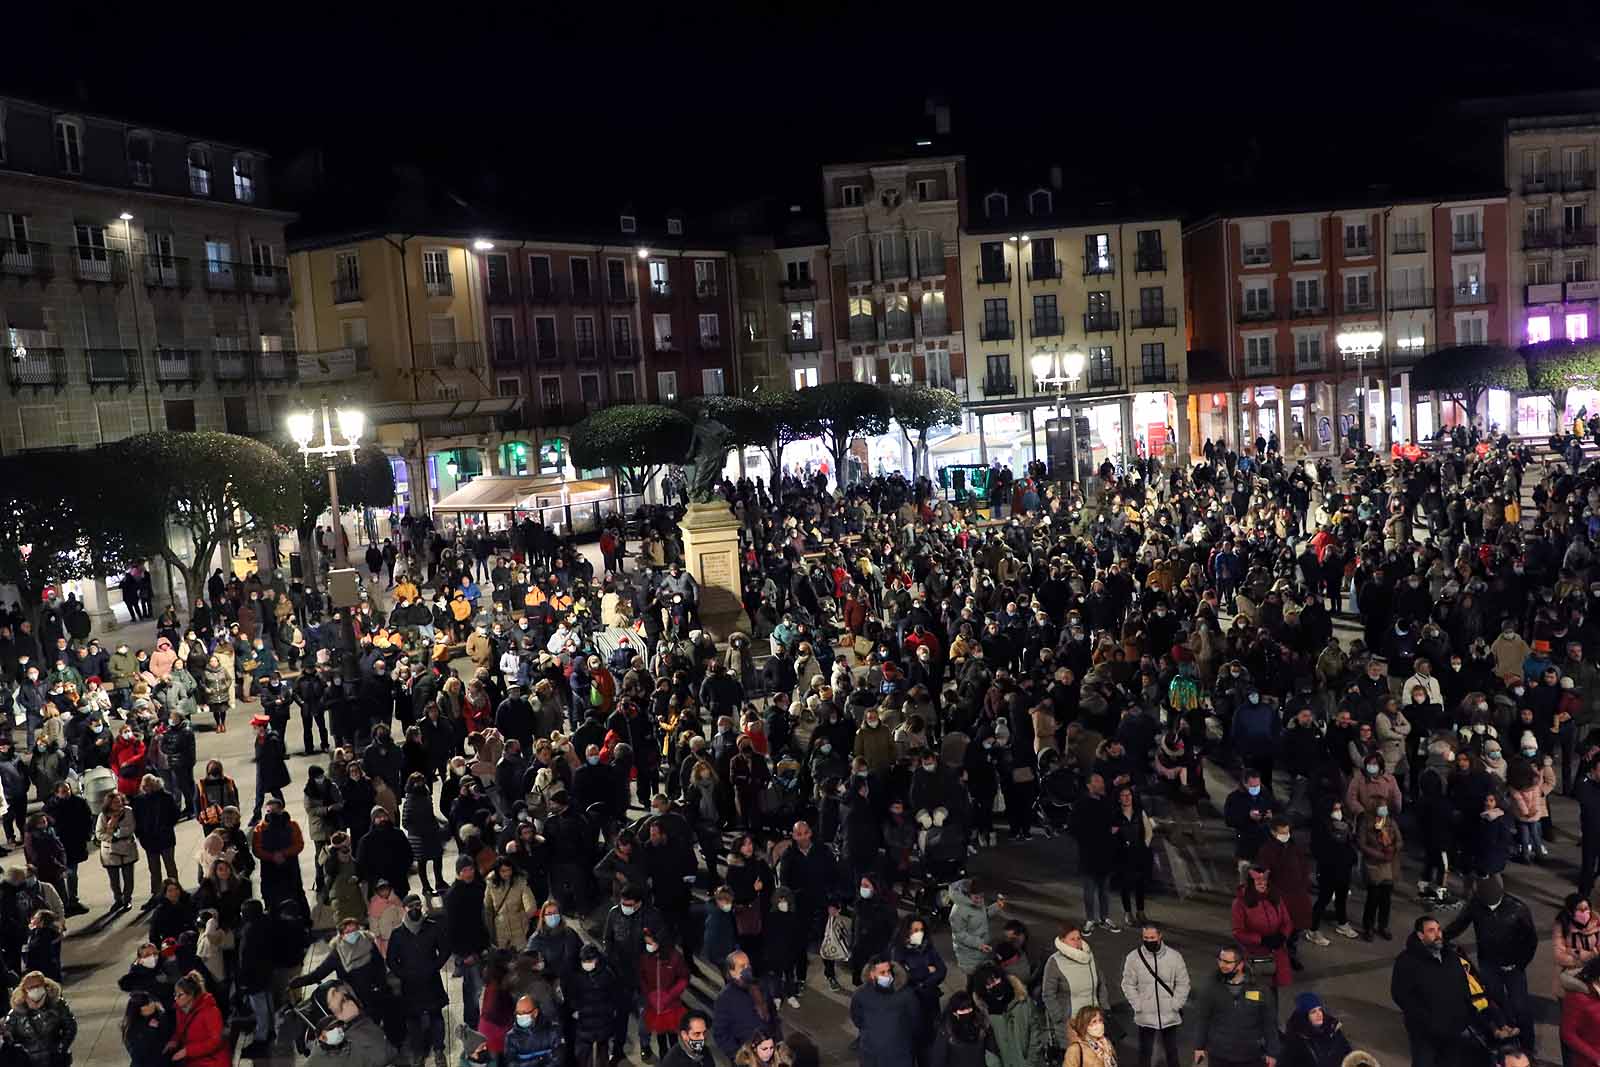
4, 977, 75, 1067
1042, 937, 1109, 1037
947, 879, 1000, 974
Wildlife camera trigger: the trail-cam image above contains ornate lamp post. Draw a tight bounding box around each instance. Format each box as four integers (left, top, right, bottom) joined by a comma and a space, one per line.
1030, 346, 1086, 480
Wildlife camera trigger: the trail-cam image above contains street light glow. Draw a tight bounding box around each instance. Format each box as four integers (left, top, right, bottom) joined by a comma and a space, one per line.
336, 407, 365, 446
1336, 330, 1384, 353
1030, 352, 1053, 380
1063, 348, 1086, 381
286, 411, 315, 447
118, 212, 134, 221
637, 247, 651, 259
472, 239, 494, 251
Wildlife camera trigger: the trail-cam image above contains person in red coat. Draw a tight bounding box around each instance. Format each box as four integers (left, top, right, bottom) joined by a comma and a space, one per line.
1231, 864, 1295, 990
167, 971, 230, 1067
111, 728, 147, 798
639, 927, 690, 1059
1565, 960, 1600, 1067
1253, 818, 1320, 953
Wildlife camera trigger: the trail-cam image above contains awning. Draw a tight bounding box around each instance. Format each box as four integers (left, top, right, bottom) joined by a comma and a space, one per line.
931, 430, 1024, 454
367, 397, 522, 426
432, 475, 561, 514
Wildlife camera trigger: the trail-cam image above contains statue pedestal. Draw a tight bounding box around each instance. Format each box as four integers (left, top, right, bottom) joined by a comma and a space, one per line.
681, 501, 751, 642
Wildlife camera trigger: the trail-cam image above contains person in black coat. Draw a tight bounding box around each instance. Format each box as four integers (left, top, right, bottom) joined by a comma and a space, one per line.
234, 898, 276, 1055
387, 891, 449, 1064
293, 666, 329, 755
1441, 875, 1538, 1052
1390, 916, 1474, 1067
122, 992, 174, 1067
131, 775, 180, 907
147, 880, 197, 946
568, 942, 624, 1063
42, 783, 91, 915
356, 805, 412, 896
849, 873, 897, 986
443, 856, 491, 1031
250, 723, 292, 824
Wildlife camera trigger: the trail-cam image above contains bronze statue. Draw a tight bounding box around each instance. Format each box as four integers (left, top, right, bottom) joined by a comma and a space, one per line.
685, 415, 732, 503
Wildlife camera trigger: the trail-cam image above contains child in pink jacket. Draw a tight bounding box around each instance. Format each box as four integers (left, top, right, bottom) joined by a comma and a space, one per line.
1507, 738, 1556, 863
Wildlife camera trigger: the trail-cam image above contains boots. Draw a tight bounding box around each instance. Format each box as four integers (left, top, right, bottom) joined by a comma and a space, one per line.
433, 1049, 447, 1067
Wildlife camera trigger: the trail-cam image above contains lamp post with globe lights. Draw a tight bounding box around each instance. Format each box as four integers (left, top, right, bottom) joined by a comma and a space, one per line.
1030, 346, 1086, 481
1336, 330, 1384, 449
287, 397, 366, 570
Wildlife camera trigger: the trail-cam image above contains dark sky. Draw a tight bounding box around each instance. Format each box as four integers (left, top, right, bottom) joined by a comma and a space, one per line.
11, 1, 1600, 228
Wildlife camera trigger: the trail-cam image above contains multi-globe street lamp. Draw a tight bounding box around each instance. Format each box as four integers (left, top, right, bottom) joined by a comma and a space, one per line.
1031, 346, 1087, 480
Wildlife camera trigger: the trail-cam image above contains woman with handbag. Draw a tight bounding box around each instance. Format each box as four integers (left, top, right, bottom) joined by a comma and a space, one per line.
1230, 864, 1294, 1005
724, 833, 771, 963
1357, 800, 1403, 941
1042, 924, 1110, 1059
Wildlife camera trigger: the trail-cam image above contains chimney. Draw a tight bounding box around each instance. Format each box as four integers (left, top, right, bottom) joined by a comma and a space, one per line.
924, 95, 951, 136
1049, 165, 1064, 191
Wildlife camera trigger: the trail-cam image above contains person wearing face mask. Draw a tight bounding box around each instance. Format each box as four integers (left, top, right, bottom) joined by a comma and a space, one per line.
117, 941, 168, 1001
355, 804, 411, 897
1223, 770, 1281, 881
660, 1010, 712, 1067
928, 990, 992, 1067
602, 885, 663, 1054
1189, 943, 1279, 1067
121, 990, 173, 1067
501, 993, 564, 1067
888, 915, 947, 1054
849, 957, 920, 1067
1062, 1005, 1117, 1067
711, 949, 782, 1060
308, 982, 397, 1067
1553, 893, 1600, 1001
386, 891, 448, 1067
1506, 744, 1554, 864
526, 899, 582, 983
1357, 798, 1403, 941
968, 961, 1040, 1067
1042, 924, 1109, 1055
1493, 621, 1533, 682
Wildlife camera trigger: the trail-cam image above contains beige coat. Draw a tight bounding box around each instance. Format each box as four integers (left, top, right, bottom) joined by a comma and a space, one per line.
483, 872, 537, 949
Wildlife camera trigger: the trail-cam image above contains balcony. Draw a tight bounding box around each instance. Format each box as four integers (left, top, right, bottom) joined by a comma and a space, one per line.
884, 317, 914, 341
4, 347, 66, 390
607, 282, 635, 305
1340, 293, 1377, 314
1083, 310, 1121, 332
1131, 307, 1178, 329
779, 279, 817, 302
247, 265, 290, 298
845, 261, 873, 284
1291, 240, 1321, 262
484, 279, 517, 304
976, 263, 1011, 286
1451, 232, 1486, 253
913, 241, 945, 278
188, 165, 212, 197
1086, 366, 1123, 391
848, 318, 877, 343
1566, 169, 1598, 192
129, 160, 154, 186
983, 374, 1017, 396
254, 350, 298, 382
1344, 240, 1373, 257
142, 255, 190, 290
72, 248, 128, 286
415, 341, 482, 369
1526, 282, 1564, 305
1238, 302, 1276, 322
1134, 250, 1167, 273
1524, 228, 1560, 250
528, 278, 561, 302
570, 283, 599, 305
697, 334, 725, 353
920, 314, 949, 337
152, 348, 205, 387
424, 272, 454, 297
786, 333, 822, 353
1523, 173, 1555, 195
1032, 314, 1064, 336
490, 342, 528, 366
1287, 302, 1328, 320
1565, 225, 1598, 246
1083, 254, 1115, 277
0, 241, 54, 283
980, 319, 1014, 342
648, 279, 672, 300
1448, 283, 1496, 307
609, 336, 637, 360
879, 257, 909, 281
652, 336, 679, 354
1137, 362, 1180, 385
1389, 342, 1433, 364
202, 260, 238, 293
1241, 244, 1270, 266
1027, 258, 1063, 282
85, 348, 139, 387
1392, 233, 1427, 254
1389, 288, 1434, 310
213, 350, 250, 382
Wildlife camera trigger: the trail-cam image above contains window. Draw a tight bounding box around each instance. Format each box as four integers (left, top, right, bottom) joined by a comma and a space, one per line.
1140, 342, 1167, 380
339, 319, 367, 349
619, 215, 637, 234
1241, 220, 1269, 264
1244, 335, 1273, 372
1567, 148, 1593, 185
653, 313, 673, 351
1528, 260, 1552, 286
573, 316, 596, 357
570, 257, 592, 299
1294, 333, 1323, 369
985, 353, 1011, 388
1344, 272, 1373, 309
915, 178, 936, 201
926, 350, 951, 388
1085, 234, 1112, 272
615, 371, 636, 402
1135, 229, 1164, 269
611, 316, 633, 354
648, 259, 669, 295
1456, 314, 1487, 345
1031, 236, 1057, 276
1568, 313, 1590, 340
1526, 149, 1552, 186
656, 371, 678, 401
484, 253, 510, 298
788, 308, 815, 340
74, 224, 108, 281
1452, 209, 1483, 249
984, 192, 1008, 218
702, 369, 725, 395
1293, 278, 1322, 310
1032, 293, 1059, 328
533, 316, 557, 358
1290, 217, 1320, 260
888, 352, 912, 385
666, 217, 683, 236
793, 367, 820, 389
698, 313, 720, 345
1087, 290, 1113, 315
742, 310, 763, 341
1029, 189, 1052, 215
250, 240, 275, 288
490, 316, 516, 358
1088, 346, 1115, 384
694, 260, 717, 296
785, 260, 811, 285
1454, 261, 1484, 295
222, 396, 249, 435
54, 118, 82, 175
422, 249, 450, 294
1243, 281, 1271, 315
1140, 286, 1166, 314
921, 290, 947, 333
188, 145, 211, 195
1570, 258, 1590, 283
163, 399, 196, 432
1344, 220, 1371, 255
1567, 203, 1588, 232
232, 156, 256, 203
1527, 315, 1552, 343
579, 373, 600, 404
540, 377, 562, 410
1394, 265, 1425, 298
495, 377, 521, 399
127, 132, 153, 186
841, 184, 863, 207
607, 258, 629, 299
982, 297, 1008, 338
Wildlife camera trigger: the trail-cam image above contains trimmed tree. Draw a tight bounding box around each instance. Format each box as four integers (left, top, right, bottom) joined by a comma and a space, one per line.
1411, 344, 1529, 430
1524, 339, 1600, 424
0, 453, 143, 628
570, 404, 693, 500
887, 384, 962, 480
750, 389, 824, 480
115, 431, 302, 606
798, 381, 893, 490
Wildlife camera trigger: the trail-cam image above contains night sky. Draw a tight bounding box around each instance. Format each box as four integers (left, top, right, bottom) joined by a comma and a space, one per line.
11, 1, 1600, 232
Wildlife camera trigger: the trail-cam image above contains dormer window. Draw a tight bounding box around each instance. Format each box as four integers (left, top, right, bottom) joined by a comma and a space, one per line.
984, 192, 1008, 220
54, 117, 82, 175
667, 217, 683, 236
232, 155, 256, 203
1029, 189, 1053, 215
841, 184, 864, 207
127, 131, 153, 186
188, 145, 212, 196
620, 215, 637, 234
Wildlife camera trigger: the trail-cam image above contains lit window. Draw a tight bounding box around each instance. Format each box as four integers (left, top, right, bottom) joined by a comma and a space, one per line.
1568, 313, 1590, 340
1527, 315, 1552, 343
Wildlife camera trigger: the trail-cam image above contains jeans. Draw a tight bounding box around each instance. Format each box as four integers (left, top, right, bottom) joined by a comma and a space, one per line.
459, 957, 485, 1030
1362, 882, 1394, 932
251, 780, 284, 821
1515, 819, 1545, 856
107, 862, 135, 904
406, 1006, 445, 1055
1137, 1026, 1181, 1067
1082, 872, 1111, 923
248, 990, 273, 1042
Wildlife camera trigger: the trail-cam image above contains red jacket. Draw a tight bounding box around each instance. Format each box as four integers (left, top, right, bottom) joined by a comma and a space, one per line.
1231, 887, 1294, 988
1564, 987, 1600, 1066
639, 947, 690, 1034
171, 991, 230, 1067
111, 736, 147, 795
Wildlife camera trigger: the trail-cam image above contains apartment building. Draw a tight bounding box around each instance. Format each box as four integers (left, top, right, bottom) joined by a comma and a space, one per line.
1184, 195, 1507, 454
633, 231, 737, 403
819, 155, 965, 391
959, 180, 1186, 470
733, 203, 834, 396
0, 95, 295, 454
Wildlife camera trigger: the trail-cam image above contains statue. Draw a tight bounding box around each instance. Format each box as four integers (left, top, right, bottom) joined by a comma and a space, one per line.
685, 416, 732, 504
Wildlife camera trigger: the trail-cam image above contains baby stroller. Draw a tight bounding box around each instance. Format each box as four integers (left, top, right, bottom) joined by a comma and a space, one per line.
275, 977, 341, 1057
908, 808, 968, 926
1035, 748, 1078, 832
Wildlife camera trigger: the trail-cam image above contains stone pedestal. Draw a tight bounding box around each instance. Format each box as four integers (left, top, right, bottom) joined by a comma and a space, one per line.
681, 501, 751, 641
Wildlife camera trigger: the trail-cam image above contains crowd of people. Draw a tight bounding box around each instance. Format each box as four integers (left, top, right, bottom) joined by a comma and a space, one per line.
6, 426, 1600, 1067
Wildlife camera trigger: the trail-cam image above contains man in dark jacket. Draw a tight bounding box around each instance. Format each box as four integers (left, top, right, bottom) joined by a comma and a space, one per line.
159, 714, 197, 820
443, 856, 489, 1031
599, 883, 663, 1054
1578, 758, 1600, 898
848, 957, 919, 1067
236, 898, 276, 1058
711, 950, 782, 1059
388, 891, 449, 1067
1391, 915, 1474, 1067
42, 783, 90, 915
660, 1010, 712, 1067
293, 666, 329, 755
1190, 942, 1280, 1065
1442, 875, 1538, 1054
1223, 770, 1280, 874
356, 805, 411, 896
250, 722, 291, 825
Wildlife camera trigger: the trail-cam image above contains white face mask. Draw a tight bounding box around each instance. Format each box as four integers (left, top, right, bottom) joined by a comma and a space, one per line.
517, 1013, 535, 1028
908, 930, 925, 947
776, 901, 790, 913
1330, 810, 1343, 822
139, 955, 158, 969
1273, 832, 1290, 844
24, 988, 43, 1005
322, 1027, 345, 1047
1087, 1021, 1106, 1039
582, 961, 598, 972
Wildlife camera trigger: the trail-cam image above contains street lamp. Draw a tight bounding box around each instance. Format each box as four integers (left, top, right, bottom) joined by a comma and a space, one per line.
472, 239, 495, 252
1031, 346, 1086, 481
1336, 330, 1384, 448
287, 397, 365, 570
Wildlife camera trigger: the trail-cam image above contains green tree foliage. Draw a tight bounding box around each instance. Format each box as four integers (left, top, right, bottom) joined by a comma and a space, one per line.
115, 431, 302, 604
570, 405, 693, 497
749, 389, 824, 480
797, 381, 893, 489
1411, 344, 1529, 427
887, 384, 962, 479
275, 441, 398, 537
680, 395, 767, 450
0, 453, 143, 625
1524, 339, 1600, 420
